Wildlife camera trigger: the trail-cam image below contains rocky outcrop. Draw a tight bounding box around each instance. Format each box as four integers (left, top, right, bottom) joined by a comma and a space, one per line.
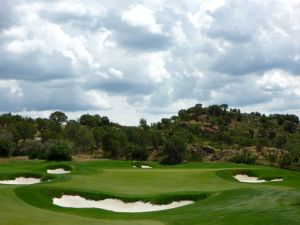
187, 145, 292, 167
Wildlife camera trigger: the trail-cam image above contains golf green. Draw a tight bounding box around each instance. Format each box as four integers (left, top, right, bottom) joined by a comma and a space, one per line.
0, 159, 300, 225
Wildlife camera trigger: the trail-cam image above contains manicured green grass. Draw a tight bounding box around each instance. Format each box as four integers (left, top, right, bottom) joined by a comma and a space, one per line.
0, 159, 300, 225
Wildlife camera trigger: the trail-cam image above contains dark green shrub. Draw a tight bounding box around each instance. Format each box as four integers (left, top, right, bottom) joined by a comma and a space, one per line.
126, 143, 148, 161
276, 135, 287, 148
28, 141, 46, 159
267, 153, 277, 165
14, 140, 46, 159
289, 162, 300, 171
0, 138, 13, 157
160, 135, 187, 165
230, 151, 256, 164
46, 140, 73, 161
283, 121, 297, 133
102, 128, 127, 158
278, 154, 295, 169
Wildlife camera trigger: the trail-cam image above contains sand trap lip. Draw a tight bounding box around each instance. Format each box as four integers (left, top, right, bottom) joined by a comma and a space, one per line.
47, 168, 71, 174
234, 174, 283, 183
53, 195, 194, 212
0, 177, 41, 185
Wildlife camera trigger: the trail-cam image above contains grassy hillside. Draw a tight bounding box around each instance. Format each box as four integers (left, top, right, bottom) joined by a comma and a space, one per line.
0, 159, 300, 225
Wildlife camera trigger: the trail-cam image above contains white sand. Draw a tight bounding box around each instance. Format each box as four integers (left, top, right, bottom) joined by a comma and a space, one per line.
47, 168, 71, 174
141, 165, 152, 169
270, 178, 284, 182
0, 177, 41, 185
234, 174, 283, 183
132, 166, 137, 168
53, 195, 194, 212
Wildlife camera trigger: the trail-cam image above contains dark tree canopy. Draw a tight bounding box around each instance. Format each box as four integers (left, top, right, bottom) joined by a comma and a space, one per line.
79, 114, 102, 127
46, 140, 72, 161
0, 104, 300, 172
139, 118, 148, 129
49, 111, 68, 125
0, 137, 13, 157
160, 135, 187, 165
102, 128, 127, 158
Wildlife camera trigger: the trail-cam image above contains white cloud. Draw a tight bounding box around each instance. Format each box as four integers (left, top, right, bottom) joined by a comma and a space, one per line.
188, 0, 225, 29
1, 0, 300, 124
109, 67, 123, 78
257, 70, 300, 97
0, 80, 23, 97
121, 4, 162, 34
85, 90, 111, 109
257, 70, 296, 90
145, 51, 170, 83
6, 39, 46, 54
45, 1, 88, 16
171, 21, 187, 44
2, 26, 27, 39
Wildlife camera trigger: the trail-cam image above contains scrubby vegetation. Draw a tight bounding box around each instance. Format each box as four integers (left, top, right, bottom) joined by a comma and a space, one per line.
1, 104, 300, 170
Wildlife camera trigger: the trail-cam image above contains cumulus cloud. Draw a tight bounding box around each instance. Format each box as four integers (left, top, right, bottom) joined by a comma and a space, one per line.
0, 0, 300, 125
0, 1, 22, 30
121, 4, 162, 34
210, 0, 300, 75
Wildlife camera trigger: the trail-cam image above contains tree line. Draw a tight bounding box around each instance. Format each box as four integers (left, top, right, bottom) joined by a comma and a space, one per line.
0, 104, 300, 170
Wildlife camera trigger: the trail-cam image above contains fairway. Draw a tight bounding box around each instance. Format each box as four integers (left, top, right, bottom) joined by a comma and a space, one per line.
0, 160, 300, 225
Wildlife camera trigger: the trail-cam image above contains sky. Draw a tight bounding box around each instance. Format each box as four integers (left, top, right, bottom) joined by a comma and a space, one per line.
0, 0, 300, 125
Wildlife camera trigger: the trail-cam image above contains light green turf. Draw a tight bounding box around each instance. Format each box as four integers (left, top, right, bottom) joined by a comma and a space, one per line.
0, 159, 300, 225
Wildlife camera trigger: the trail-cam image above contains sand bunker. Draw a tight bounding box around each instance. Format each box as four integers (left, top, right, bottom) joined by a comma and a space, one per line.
234, 174, 283, 183
53, 195, 194, 212
47, 168, 71, 174
132, 165, 152, 169
141, 165, 152, 169
270, 178, 284, 182
0, 177, 41, 185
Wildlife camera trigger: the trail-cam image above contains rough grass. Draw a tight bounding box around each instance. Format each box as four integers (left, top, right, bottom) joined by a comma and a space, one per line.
0, 159, 300, 225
